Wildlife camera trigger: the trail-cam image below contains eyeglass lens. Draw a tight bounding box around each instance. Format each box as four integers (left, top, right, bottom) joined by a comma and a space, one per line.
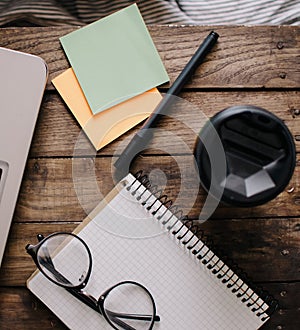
36, 233, 90, 288
101, 282, 155, 330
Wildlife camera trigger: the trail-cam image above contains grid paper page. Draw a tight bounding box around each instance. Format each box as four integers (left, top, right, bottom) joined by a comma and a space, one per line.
28, 174, 269, 330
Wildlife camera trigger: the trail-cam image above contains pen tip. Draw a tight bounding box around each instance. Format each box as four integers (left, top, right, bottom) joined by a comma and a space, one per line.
210, 31, 219, 39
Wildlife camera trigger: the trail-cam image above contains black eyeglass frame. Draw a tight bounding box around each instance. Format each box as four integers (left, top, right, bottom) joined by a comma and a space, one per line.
26, 232, 159, 330
26, 232, 92, 289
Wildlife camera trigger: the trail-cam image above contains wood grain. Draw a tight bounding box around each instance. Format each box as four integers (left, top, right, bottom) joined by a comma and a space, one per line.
0, 283, 299, 330
0, 216, 299, 286
13, 155, 300, 222
29, 91, 300, 157
0, 26, 299, 89
0, 25, 299, 330
0, 287, 68, 330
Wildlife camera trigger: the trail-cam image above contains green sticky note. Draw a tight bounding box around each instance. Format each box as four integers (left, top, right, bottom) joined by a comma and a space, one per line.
60, 4, 169, 114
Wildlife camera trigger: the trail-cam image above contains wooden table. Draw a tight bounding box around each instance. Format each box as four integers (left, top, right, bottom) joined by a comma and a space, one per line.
0, 25, 299, 329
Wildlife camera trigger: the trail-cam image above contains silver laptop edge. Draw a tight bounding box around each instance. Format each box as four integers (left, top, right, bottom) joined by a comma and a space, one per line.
0, 47, 48, 266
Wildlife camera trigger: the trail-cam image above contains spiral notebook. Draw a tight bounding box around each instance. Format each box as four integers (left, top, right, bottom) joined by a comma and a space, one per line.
27, 172, 277, 329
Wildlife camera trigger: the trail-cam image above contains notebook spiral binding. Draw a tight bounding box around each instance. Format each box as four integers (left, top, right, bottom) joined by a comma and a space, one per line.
125, 170, 278, 321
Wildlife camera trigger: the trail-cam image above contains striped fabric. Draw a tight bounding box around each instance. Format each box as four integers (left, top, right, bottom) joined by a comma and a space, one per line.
0, 0, 299, 27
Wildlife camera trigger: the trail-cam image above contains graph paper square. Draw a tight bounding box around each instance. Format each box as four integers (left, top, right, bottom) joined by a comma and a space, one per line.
27, 173, 269, 330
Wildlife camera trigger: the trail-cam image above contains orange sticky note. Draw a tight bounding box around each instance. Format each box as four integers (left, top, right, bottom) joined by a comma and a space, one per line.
52, 68, 162, 150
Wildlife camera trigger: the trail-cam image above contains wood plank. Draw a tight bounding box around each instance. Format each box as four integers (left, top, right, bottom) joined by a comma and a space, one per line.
0, 26, 299, 89
0, 281, 299, 329
1, 217, 299, 286
14, 155, 300, 222
260, 282, 300, 330
0, 223, 77, 287
0, 287, 68, 330
0, 24, 299, 329
30, 91, 300, 157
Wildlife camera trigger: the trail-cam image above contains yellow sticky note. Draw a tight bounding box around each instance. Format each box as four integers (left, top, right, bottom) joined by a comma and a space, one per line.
60, 4, 169, 114
52, 68, 162, 150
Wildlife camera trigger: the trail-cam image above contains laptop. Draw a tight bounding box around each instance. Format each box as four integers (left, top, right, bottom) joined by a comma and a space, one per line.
0, 47, 48, 266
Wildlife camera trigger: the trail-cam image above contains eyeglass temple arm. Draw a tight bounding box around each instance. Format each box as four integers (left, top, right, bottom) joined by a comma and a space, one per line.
36, 254, 94, 309
38, 258, 125, 327
67, 290, 138, 330
105, 309, 160, 322
38, 258, 73, 285
32, 243, 160, 328
39, 258, 159, 328
68, 287, 160, 326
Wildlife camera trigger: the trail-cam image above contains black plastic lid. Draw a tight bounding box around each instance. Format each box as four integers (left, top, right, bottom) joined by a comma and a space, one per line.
194, 105, 296, 207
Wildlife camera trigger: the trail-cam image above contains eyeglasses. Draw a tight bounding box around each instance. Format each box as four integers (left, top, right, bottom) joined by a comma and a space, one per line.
26, 232, 160, 330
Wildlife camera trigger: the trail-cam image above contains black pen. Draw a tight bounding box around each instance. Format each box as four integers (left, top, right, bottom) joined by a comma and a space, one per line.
114, 31, 219, 178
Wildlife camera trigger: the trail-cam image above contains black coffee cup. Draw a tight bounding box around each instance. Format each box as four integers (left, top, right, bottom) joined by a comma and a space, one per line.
194, 105, 296, 207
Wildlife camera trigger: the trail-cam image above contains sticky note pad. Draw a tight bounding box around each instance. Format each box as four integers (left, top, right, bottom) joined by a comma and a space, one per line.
60, 4, 169, 115
52, 68, 162, 150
